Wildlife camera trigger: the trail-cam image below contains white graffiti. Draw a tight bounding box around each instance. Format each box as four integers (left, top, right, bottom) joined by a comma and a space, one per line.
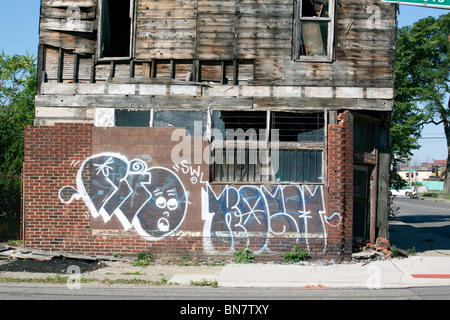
173, 160, 208, 185
202, 184, 342, 254
59, 153, 188, 241
59, 152, 342, 254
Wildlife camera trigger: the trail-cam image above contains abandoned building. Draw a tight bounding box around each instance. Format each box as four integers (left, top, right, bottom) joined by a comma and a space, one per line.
23, 0, 396, 261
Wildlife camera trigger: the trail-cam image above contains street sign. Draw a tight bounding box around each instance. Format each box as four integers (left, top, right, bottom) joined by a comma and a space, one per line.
382, 0, 450, 9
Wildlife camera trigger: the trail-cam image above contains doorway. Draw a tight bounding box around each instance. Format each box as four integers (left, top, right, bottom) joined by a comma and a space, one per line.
353, 165, 370, 240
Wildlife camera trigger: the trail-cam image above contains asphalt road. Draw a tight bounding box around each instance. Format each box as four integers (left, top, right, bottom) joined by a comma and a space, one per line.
390, 196, 450, 253
0, 283, 449, 301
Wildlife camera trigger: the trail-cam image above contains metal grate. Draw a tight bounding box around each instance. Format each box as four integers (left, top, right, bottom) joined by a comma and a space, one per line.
271, 112, 324, 142
271, 149, 323, 183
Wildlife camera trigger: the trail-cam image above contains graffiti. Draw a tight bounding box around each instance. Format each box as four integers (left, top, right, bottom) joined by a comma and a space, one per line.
59, 152, 342, 254
59, 153, 188, 240
202, 184, 342, 254
173, 160, 208, 185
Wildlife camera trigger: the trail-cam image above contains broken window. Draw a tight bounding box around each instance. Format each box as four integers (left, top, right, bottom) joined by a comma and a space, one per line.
99, 0, 135, 59
293, 0, 335, 61
211, 111, 325, 183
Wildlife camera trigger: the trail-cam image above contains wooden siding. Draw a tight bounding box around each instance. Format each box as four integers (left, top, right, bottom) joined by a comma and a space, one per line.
38, 0, 396, 87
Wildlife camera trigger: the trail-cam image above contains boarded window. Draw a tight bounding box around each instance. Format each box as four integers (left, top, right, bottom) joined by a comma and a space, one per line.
99, 0, 134, 58
293, 0, 335, 61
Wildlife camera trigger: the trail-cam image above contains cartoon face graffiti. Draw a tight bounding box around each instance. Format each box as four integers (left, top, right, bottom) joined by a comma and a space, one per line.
132, 167, 188, 240
59, 154, 188, 241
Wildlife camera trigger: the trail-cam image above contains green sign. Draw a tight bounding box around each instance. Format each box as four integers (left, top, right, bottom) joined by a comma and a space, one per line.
382, 0, 450, 9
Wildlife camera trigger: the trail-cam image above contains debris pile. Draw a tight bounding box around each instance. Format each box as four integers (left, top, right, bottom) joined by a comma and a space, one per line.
352, 237, 407, 261
0, 244, 131, 263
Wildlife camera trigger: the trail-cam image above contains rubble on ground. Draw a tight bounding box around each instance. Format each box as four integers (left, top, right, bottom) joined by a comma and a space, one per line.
0, 244, 132, 262
352, 237, 408, 261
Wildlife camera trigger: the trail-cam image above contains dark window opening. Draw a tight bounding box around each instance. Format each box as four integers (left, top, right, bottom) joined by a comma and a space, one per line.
212, 111, 267, 141
354, 121, 375, 153
115, 109, 150, 127
100, 0, 132, 58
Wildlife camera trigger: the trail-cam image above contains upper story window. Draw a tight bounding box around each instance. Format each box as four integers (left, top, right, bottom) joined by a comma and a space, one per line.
293, 0, 335, 62
98, 0, 135, 59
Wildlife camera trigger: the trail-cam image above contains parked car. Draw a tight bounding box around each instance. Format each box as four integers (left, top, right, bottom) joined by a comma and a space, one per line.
389, 186, 417, 197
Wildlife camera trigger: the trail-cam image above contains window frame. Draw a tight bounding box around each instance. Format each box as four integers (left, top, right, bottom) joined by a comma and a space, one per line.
209, 110, 326, 185
292, 0, 336, 62
97, 0, 136, 61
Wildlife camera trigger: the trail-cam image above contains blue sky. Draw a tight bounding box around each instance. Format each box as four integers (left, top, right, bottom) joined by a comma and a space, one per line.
0, 1, 448, 163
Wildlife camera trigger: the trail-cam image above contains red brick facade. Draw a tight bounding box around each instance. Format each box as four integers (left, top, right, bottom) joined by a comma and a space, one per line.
23, 115, 354, 261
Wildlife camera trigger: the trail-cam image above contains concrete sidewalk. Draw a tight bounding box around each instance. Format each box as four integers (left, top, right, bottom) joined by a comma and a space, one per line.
1, 254, 450, 289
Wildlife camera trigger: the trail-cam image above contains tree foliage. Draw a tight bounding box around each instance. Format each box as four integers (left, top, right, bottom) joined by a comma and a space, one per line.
392, 13, 450, 194
0, 51, 37, 177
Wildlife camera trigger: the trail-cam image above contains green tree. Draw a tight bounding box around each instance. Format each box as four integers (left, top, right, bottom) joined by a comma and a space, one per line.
0, 51, 36, 177
0, 51, 36, 240
392, 13, 450, 194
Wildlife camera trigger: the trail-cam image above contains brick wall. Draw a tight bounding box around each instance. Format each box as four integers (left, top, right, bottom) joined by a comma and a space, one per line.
23, 121, 354, 261
24, 124, 92, 252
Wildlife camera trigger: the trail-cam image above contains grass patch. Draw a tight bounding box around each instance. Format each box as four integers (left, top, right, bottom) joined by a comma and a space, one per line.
190, 278, 218, 288
0, 275, 172, 286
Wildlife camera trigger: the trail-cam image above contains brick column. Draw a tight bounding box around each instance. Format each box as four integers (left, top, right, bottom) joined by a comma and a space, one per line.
327, 110, 354, 259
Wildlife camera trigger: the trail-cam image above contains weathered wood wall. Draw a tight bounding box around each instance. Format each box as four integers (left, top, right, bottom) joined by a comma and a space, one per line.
38, 0, 396, 87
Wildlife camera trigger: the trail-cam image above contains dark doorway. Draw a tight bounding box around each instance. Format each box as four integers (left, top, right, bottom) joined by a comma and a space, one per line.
353, 165, 370, 240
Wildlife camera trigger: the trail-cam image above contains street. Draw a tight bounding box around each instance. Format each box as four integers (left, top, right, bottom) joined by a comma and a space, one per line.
0, 282, 449, 300
390, 197, 450, 253
1, 195, 449, 302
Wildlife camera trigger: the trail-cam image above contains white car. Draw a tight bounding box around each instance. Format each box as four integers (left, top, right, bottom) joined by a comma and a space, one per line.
389, 187, 417, 197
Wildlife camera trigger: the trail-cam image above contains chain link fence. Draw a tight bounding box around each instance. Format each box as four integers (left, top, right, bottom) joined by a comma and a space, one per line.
0, 174, 22, 242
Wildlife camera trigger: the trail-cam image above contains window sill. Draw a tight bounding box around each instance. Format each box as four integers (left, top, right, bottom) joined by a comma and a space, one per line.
209, 181, 325, 185
97, 57, 132, 62
293, 57, 333, 63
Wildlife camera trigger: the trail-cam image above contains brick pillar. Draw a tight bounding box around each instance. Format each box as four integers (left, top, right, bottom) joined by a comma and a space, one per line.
327, 110, 353, 259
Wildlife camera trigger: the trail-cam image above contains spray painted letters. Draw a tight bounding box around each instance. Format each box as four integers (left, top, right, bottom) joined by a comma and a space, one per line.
59, 152, 342, 253
202, 184, 342, 254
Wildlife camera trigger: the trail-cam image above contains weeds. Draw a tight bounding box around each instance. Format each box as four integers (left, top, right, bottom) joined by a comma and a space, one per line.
132, 251, 153, 267
233, 246, 255, 264
190, 278, 219, 288
283, 245, 310, 262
